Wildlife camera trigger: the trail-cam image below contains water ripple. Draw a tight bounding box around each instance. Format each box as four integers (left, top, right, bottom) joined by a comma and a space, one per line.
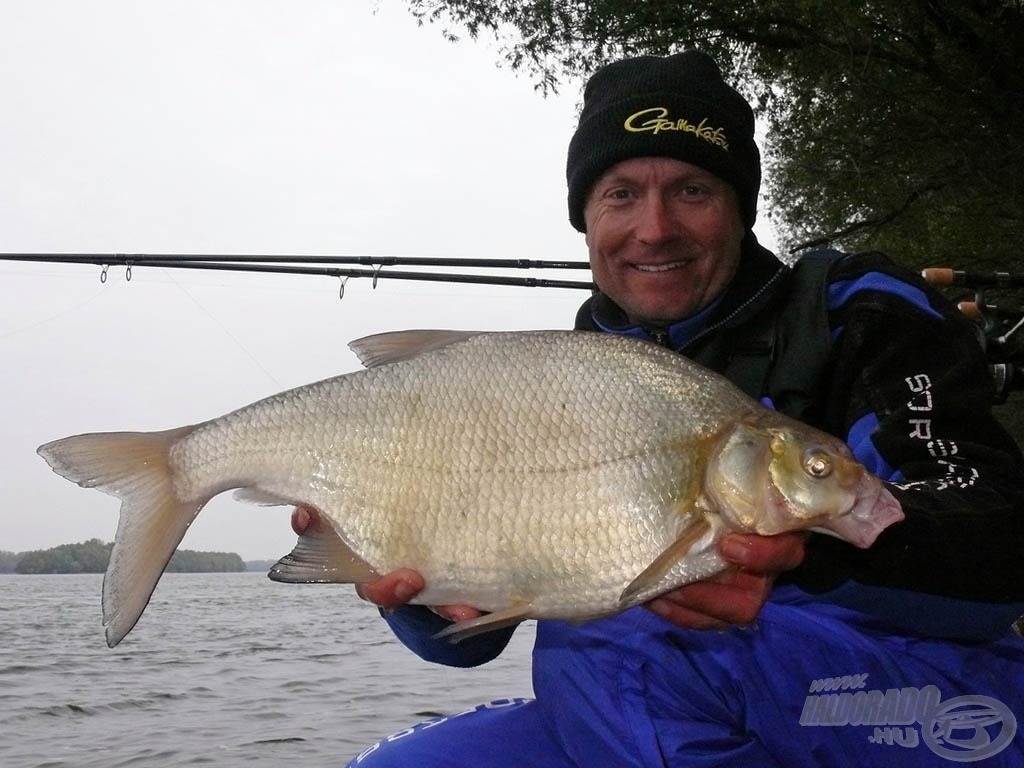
0, 573, 534, 767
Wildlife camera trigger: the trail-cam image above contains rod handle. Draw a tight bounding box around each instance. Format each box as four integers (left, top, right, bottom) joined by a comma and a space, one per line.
921, 267, 956, 286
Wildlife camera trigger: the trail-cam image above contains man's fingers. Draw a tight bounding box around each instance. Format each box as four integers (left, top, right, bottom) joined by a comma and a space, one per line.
646, 596, 730, 631
719, 532, 805, 573
356, 569, 425, 609
430, 605, 483, 622
354, 572, 480, 621
648, 568, 774, 628
291, 505, 328, 536
291, 506, 312, 536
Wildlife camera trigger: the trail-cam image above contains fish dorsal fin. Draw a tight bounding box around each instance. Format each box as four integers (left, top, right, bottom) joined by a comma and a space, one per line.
268, 524, 379, 584
349, 330, 485, 368
618, 517, 712, 606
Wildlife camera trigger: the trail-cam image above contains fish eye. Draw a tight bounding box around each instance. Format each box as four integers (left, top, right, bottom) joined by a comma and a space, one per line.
802, 449, 833, 479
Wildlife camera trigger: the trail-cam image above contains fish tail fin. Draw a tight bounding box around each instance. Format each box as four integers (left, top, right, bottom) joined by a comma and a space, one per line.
38, 426, 202, 647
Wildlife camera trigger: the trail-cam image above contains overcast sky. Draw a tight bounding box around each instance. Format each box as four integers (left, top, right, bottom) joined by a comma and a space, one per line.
0, 1, 776, 560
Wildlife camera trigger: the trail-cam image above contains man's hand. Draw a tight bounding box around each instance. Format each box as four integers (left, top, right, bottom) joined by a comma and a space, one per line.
644, 532, 805, 630
290, 506, 481, 623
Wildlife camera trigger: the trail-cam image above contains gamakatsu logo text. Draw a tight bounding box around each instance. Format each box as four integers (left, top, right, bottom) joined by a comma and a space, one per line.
800, 674, 1017, 762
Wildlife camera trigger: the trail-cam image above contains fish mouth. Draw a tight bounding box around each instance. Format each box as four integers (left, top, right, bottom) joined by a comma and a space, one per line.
811, 474, 904, 548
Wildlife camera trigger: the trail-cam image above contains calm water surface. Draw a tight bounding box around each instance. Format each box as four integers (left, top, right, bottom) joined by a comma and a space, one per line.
0, 573, 535, 767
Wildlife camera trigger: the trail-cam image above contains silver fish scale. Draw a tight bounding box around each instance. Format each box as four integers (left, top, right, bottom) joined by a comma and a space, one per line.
171, 332, 758, 617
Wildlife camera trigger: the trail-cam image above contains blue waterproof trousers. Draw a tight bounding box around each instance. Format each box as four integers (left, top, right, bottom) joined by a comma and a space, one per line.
346, 590, 1024, 767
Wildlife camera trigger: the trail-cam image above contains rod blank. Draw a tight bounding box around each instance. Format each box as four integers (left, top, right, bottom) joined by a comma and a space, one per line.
0, 252, 595, 291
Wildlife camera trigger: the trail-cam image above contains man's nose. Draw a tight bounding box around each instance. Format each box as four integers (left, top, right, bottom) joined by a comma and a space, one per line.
634, 195, 678, 245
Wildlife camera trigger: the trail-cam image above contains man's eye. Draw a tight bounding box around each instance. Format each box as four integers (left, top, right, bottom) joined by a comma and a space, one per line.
607, 188, 633, 200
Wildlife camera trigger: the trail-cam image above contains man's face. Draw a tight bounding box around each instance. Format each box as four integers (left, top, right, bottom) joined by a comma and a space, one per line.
583, 157, 745, 327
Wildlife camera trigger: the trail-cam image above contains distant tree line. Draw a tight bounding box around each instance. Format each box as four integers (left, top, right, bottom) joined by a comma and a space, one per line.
3, 539, 246, 574
166, 548, 246, 573
0, 550, 20, 573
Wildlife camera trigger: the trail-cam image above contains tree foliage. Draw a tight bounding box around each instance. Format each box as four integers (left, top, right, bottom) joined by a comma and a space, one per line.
166, 549, 246, 573
0, 550, 22, 573
12, 540, 246, 574
15, 539, 113, 574
405, 0, 1023, 269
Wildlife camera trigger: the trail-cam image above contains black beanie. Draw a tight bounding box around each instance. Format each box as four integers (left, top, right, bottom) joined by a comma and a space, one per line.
566, 51, 761, 232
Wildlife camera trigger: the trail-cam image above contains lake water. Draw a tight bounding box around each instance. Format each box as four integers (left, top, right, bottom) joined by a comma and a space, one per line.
0, 573, 536, 767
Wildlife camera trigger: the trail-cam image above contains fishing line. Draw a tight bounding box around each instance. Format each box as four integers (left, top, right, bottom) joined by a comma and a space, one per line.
159, 268, 285, 389
0, 269, 109, 342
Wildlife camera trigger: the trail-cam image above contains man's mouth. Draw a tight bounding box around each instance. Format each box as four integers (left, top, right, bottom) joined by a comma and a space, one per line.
632, 261, 687, 273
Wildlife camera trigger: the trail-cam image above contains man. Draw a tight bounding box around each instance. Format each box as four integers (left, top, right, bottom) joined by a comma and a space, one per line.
299, 51, 1024, 765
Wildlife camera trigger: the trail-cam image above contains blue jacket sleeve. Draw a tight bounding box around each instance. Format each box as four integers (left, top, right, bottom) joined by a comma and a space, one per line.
381, 605, 517, 667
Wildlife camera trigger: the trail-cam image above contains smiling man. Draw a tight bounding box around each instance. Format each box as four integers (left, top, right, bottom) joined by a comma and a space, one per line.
330, 51, 1024, 767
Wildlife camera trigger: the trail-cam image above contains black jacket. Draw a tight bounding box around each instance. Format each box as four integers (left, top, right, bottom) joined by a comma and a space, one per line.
576, 240, 1024, 639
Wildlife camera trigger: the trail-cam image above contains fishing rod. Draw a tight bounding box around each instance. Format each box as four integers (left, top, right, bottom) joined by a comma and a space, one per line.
0, 252, 595, 291
923, 266, 1024, 340
924, 266, 1024, 401
921, 268, 1024, 289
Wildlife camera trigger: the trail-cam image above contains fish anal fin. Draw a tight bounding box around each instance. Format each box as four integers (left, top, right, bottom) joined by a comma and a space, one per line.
349, 330, 484, 368
619, 518, 712, 606
269, 525, 379, 584
431, 602, 532, 644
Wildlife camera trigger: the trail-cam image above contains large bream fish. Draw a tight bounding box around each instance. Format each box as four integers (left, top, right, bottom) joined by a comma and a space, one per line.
38, 330, 903, 648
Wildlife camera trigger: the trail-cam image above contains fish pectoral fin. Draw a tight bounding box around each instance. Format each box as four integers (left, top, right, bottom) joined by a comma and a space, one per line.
268, 526, 379, 584
618, 518, 712, 607
431, 602, 533, 644
349, 329, 485, 368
